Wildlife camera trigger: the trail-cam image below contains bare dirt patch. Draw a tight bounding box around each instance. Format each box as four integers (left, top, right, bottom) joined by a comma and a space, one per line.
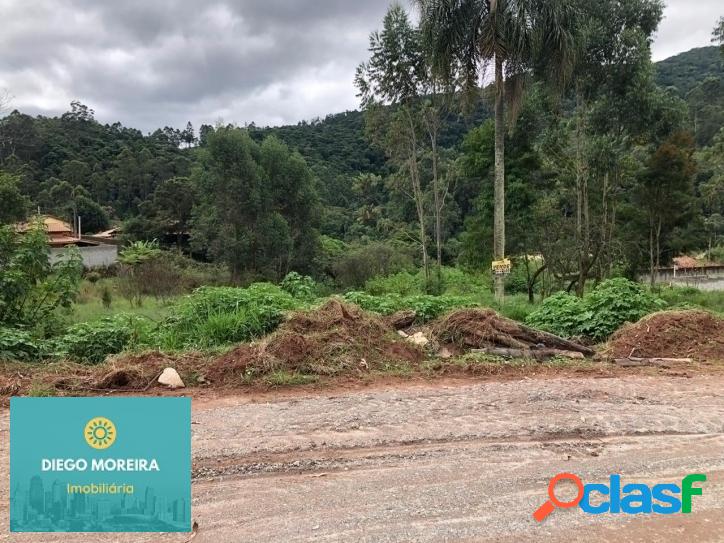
207, 345, 260, 385
607, 310, 724, 361
6, 374, 723, 542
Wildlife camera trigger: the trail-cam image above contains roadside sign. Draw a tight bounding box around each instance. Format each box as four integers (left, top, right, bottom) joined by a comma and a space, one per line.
492, 258, 511, 275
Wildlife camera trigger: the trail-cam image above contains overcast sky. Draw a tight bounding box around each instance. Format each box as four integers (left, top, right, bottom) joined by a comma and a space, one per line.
0, 0, 720, 132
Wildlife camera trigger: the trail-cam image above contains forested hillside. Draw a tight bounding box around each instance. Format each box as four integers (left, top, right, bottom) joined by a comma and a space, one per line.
655, 46, 723, 95
1, 27, 722, 291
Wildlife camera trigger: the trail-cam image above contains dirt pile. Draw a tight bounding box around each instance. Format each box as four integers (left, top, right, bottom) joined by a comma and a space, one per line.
432, 308, 594, 356
208, 299, 424, 383
206, 345, 261, 386
608, 310, 724, 361
73, 352, 208, 391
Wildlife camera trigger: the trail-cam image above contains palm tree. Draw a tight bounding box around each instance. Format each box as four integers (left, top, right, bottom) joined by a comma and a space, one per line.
416, 0, 577, 301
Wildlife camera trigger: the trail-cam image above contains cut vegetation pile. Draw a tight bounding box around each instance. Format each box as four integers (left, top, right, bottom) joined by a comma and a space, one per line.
208, 299, 423, 384
608, 310, 724, 361
433, 308, 595, 358
61, 352, 209, 391
11, 305, 722, 399
0, 351, 211, 401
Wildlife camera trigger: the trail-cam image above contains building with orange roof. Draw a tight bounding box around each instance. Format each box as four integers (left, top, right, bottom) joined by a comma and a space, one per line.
16, 215, 118, 268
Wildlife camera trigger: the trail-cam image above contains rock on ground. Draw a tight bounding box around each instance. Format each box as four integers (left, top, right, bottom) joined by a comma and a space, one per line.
158, 367, 185, 388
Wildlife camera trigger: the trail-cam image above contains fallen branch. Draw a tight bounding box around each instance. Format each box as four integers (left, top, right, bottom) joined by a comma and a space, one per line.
471, 347, 586, 361
434, 309, 595, 356
142, 369, 164, 391
613, 357, 692, 368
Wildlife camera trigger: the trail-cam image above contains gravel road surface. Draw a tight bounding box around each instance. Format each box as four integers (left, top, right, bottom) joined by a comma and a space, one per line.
2, 374, 723, 542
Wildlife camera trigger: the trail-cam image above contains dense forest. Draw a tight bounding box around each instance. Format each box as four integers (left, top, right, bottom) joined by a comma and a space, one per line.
0, 8, 722, 295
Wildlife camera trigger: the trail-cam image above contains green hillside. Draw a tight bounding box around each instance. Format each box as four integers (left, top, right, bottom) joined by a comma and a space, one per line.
654, 46, 723, 96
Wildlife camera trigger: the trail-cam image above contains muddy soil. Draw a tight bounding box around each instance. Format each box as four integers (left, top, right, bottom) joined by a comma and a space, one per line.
608, 309, 724, 361
2, 373, 724, 542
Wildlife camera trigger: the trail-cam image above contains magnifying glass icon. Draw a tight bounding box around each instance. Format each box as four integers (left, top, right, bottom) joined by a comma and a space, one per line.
533, 473, 584, 522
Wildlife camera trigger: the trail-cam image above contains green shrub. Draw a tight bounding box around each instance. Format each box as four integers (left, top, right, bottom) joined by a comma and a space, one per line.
158, 284, 299, 349
190, 309, 276, 348
100, 284, 113, 309
525, 292, 587, 337
332, 241, 415, 288
313, 235, 349, 278
0, 223, 83, 328
0, 328, 42, 361
118, 240, 162, 265
343, 291, 402, 315
496, 297, 537, 322
164, 252, 230, 290
117, 242, 227, 305
440, 267, 491, 296
404, 295, 476, 322
525, 278, 665, 341
85, 271, 101, 284
171, 284, 295, 318
56, 314, 153, 364
579, 278, 665, 340
117, 253, 182, 305
364, 271, 421, 296
504, 258, 544, 295
280, 272, 317, 300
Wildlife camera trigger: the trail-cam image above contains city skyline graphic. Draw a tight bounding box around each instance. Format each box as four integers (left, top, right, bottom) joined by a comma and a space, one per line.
11, 475, 189, 532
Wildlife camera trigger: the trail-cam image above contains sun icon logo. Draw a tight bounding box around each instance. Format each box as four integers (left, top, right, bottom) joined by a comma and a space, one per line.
84, 417, 116, 449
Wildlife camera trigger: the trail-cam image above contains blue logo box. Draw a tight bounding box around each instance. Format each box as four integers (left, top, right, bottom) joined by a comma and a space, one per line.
10, 397, 191, 532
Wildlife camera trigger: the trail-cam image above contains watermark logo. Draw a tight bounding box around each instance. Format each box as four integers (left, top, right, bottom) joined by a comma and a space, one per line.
11, 397, 191, 532
533, 472, 706, 521
84, 416, 116, 449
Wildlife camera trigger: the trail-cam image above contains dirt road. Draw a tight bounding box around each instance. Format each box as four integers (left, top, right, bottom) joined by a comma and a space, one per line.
2, 374, 724, 542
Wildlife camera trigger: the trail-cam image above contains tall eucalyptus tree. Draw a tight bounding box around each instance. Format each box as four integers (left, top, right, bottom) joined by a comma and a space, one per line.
356, 5, 436, 284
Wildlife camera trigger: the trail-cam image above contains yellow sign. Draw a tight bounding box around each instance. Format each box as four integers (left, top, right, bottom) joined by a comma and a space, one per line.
84, 416, 116, 449
491, 258, 512, 275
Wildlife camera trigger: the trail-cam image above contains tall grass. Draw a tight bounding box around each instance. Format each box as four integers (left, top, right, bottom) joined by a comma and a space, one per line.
363, 267, 492, 298
655, 286, 724, 315
155, 284, 301, 350
64, 278, 174, 324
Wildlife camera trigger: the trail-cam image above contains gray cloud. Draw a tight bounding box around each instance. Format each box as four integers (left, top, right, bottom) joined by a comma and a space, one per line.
0, 0, 720, 132
652, 0, 721, 60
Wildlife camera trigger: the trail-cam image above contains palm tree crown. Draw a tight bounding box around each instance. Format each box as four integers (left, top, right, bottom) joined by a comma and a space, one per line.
416, 0, 577, 301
